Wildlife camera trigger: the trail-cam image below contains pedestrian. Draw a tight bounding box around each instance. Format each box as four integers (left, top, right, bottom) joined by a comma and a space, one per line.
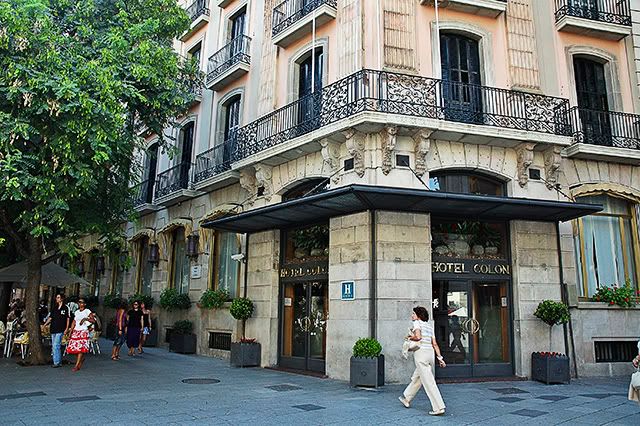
111, 301, 127, 361
126, 300, 144, 356
66, 298, 95, 371
398, 306, 447, 416
138, 302, 152, 354
45, 294, 70, 368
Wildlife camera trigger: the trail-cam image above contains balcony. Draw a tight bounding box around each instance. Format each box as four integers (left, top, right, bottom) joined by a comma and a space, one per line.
554, 0, 631, 40
272, 0, 337, 47
132, 180, 159, 214
180, 0, 210, 41
206, 36, 251, 91
564, 107, 640, 164
419, 0, 506, 18
154, 163, 202, 206
193, 142, 239, 191
230, 69, 571, 168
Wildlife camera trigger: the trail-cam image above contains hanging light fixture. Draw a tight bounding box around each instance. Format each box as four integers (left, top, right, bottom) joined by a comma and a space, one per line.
96, 255, 106, 275
186, 233, 199, 258
148, 242, 160, 265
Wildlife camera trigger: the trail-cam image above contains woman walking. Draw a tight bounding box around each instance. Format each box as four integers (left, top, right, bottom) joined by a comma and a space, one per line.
66, 298, 95, 372
138, 302, 152, 354
126, 301, 144, 356
399, 306, 446, 416
111, 301, 127, 360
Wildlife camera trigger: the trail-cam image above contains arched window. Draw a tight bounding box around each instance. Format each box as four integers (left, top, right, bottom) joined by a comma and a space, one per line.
282, 178, 329, 201
429, 171, 505, 196
574, 194, 639, 297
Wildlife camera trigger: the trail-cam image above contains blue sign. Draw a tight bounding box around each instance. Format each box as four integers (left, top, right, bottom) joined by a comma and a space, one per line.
341, 281, 355, 300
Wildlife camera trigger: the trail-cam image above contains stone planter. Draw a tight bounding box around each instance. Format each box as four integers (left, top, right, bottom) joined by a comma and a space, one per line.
531, 352, 570, 384
230, 342, 261, 367
143, 327, 158, 347
350, 355, 385, 388
169, 333, 197, 354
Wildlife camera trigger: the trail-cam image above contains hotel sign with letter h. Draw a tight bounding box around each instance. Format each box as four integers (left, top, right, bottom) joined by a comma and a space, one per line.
341, 281, 355, 300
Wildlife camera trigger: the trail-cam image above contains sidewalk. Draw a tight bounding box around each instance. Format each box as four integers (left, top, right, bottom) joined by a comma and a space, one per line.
1, 339, 638, 425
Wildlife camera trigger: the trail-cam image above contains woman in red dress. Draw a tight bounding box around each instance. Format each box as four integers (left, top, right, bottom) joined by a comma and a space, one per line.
66, 298, 95, 371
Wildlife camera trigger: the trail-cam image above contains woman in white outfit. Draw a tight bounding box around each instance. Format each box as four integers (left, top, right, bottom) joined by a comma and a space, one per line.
399, 306, 446, 416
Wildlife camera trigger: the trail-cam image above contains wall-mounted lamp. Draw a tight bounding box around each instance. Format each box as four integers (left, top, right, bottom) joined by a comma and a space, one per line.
148, 242, 160, 266
186, 233, 199, 258
96, 255, 106, 275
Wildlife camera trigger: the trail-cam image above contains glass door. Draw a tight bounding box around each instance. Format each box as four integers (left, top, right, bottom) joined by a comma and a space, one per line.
433, 280, 512, 378
280, 281, 328, 373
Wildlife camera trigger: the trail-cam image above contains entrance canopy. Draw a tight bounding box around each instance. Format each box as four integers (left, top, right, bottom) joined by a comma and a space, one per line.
0, 261, 90, 288
202, 184, 602, 233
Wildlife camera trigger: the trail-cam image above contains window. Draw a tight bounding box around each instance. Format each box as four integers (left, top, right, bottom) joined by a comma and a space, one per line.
188, 42, 202, 68
211, 232, 241, 299
178, 122, 195, 188
171, 228, 190, 294
574, 195, 639, 297
111, 255, 125, 296
142, 144, 158, 204
574, 56, 611, 143
137, 237, 154, 296
429, 172, 504, 196
221, 95, 241, 164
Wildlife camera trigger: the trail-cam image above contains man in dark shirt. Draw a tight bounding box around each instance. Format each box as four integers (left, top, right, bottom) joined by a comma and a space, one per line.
46, 293, 70, 367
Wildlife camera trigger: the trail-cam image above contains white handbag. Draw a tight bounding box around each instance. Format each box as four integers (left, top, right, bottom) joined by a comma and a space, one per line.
629, 367, 640, 402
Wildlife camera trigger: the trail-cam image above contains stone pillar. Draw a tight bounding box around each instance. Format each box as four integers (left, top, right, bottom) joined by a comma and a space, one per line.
245, 230, 281, 367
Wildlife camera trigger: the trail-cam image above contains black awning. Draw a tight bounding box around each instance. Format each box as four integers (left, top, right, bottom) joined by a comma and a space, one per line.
202, 184, 602, 233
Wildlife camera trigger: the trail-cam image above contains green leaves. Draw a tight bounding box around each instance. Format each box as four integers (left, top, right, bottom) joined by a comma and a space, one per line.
592, 280, 637, 308
352, 338, 383, 358
534, 300, 570, 327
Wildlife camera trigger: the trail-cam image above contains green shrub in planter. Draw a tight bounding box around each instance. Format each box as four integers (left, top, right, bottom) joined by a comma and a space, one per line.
350, 338, 384, 388
534, 300, 570, 326
160, 288, 191, 311
169, 320, 196, 354
128, 293, 154, 309
199, 289, 229, 309
229, 298, 260, 367
172, 320, 193, 335
230, 297, 254, 340
533, 300, 571, 384
592, 279, 637, 308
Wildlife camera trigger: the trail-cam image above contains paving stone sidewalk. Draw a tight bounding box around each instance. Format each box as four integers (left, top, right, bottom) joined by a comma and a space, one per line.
1, 339, 639, 425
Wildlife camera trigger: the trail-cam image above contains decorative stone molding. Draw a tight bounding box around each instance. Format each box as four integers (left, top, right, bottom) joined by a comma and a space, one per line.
320, 138, 341, 182
380, 125, 398, 175
239, 167, 257, 205
254, 163, 274, 201
343, 128, 366, 178
543, 146, 562, 189
412, 129, 432, 177
515, 143, 536, 187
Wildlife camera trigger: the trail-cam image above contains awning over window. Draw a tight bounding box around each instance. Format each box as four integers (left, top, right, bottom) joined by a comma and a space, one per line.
202, 184, 603, 233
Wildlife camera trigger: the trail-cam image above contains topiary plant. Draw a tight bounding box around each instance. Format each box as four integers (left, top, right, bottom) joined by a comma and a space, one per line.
352, 338, 383, 358
128, 293, 154, 309
172, 320, 193, 335
199, 289, 229, 309
534, 300, 570, 326
230, 297, 254, 341
160, 288, 191, 311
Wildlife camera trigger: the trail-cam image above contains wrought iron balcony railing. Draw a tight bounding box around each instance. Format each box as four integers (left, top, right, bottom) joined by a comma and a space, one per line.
206, 35, 251, 86
132, 179, 155, 207
570, 107, 640, 149
272, 0, 337, 37
186, 0, 210, 23
554, 0, 631, 26
233, 69, 571, 161
193, 142, 234, 183
155, 163, 193, 199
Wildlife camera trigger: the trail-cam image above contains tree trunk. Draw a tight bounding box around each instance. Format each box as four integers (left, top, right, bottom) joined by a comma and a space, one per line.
0, 283, 11, 322
25, 235, 47, 365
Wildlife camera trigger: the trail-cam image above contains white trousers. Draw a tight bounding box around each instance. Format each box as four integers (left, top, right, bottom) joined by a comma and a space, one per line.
402, 346, 446, 412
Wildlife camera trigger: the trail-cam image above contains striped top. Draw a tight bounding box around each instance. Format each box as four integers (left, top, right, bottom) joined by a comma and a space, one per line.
413, 320, 433, 347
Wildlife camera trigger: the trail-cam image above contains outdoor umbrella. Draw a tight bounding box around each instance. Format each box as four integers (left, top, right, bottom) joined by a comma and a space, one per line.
0, 261, 90, 288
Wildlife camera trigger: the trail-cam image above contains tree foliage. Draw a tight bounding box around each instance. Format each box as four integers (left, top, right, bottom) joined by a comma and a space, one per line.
0, 0, 199, 363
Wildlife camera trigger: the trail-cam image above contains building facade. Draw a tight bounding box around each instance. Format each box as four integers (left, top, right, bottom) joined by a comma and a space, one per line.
81, 0, 640, 382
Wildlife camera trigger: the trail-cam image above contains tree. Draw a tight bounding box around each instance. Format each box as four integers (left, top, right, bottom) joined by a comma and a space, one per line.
0, 0, 200, 364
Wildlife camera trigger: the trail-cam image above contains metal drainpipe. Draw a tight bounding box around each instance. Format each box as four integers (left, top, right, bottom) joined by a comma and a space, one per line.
370, 210, 377, 339
555, 221, 578, 378
243, 233, 250, 298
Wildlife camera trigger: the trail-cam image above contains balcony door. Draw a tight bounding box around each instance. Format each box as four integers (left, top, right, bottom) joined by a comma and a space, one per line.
222, 96, 241, 165
568, 0, 599, 20
229, 8, 246, 56
297, 48, 323, 133
178, 122, 195, 188
440, 33, 482, 124
142, 144, 158, 204
574, 57, 611, 144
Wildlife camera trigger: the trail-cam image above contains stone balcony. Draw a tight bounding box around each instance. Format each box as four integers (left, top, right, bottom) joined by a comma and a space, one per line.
180, 0, 210, 42
554, 0, 631, 40
272, 0, 337, 47
419, 0, 507, 18
206, 35, 251, 91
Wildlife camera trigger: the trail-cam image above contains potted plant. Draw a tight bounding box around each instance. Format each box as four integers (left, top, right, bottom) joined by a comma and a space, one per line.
592, 280, 637, 307
532, 300, 570, 384
350, 337, 384, 388
198, 288, 229, 309
169, 320, 196, 354
291, 225, 329, 258
129, 293, 154, 309
159, 288, 191, 311
229, 297, 260, 367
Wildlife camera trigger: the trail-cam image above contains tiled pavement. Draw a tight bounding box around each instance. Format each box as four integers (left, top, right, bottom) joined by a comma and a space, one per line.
1, 339, 639, 425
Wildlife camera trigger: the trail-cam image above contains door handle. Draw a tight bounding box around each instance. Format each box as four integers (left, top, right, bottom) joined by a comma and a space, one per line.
461, 319, 472, 334
301, 316, 311, 332
469, 318, 480, 334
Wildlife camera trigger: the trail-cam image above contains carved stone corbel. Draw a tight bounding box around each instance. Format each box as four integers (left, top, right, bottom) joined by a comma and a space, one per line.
543, 146, 562, 189
515, 143, 536, 187
254, 163, 273, 201
412, 129, 432, 177
239, 167, 257, 205
320, 138, 341, 183
380, 125, 398, 175
342, 128, 366, 178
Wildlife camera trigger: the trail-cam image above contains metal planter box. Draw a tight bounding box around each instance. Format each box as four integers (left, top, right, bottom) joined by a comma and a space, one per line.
531, 353, 570, 384
230, 342, 261, 367
350, 355, 385, 388
143, 327, 158, 347
169, 333, 197, 354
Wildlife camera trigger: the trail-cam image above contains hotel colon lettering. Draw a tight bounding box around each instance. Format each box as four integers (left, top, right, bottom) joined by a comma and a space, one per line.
77, 0, 640, 382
